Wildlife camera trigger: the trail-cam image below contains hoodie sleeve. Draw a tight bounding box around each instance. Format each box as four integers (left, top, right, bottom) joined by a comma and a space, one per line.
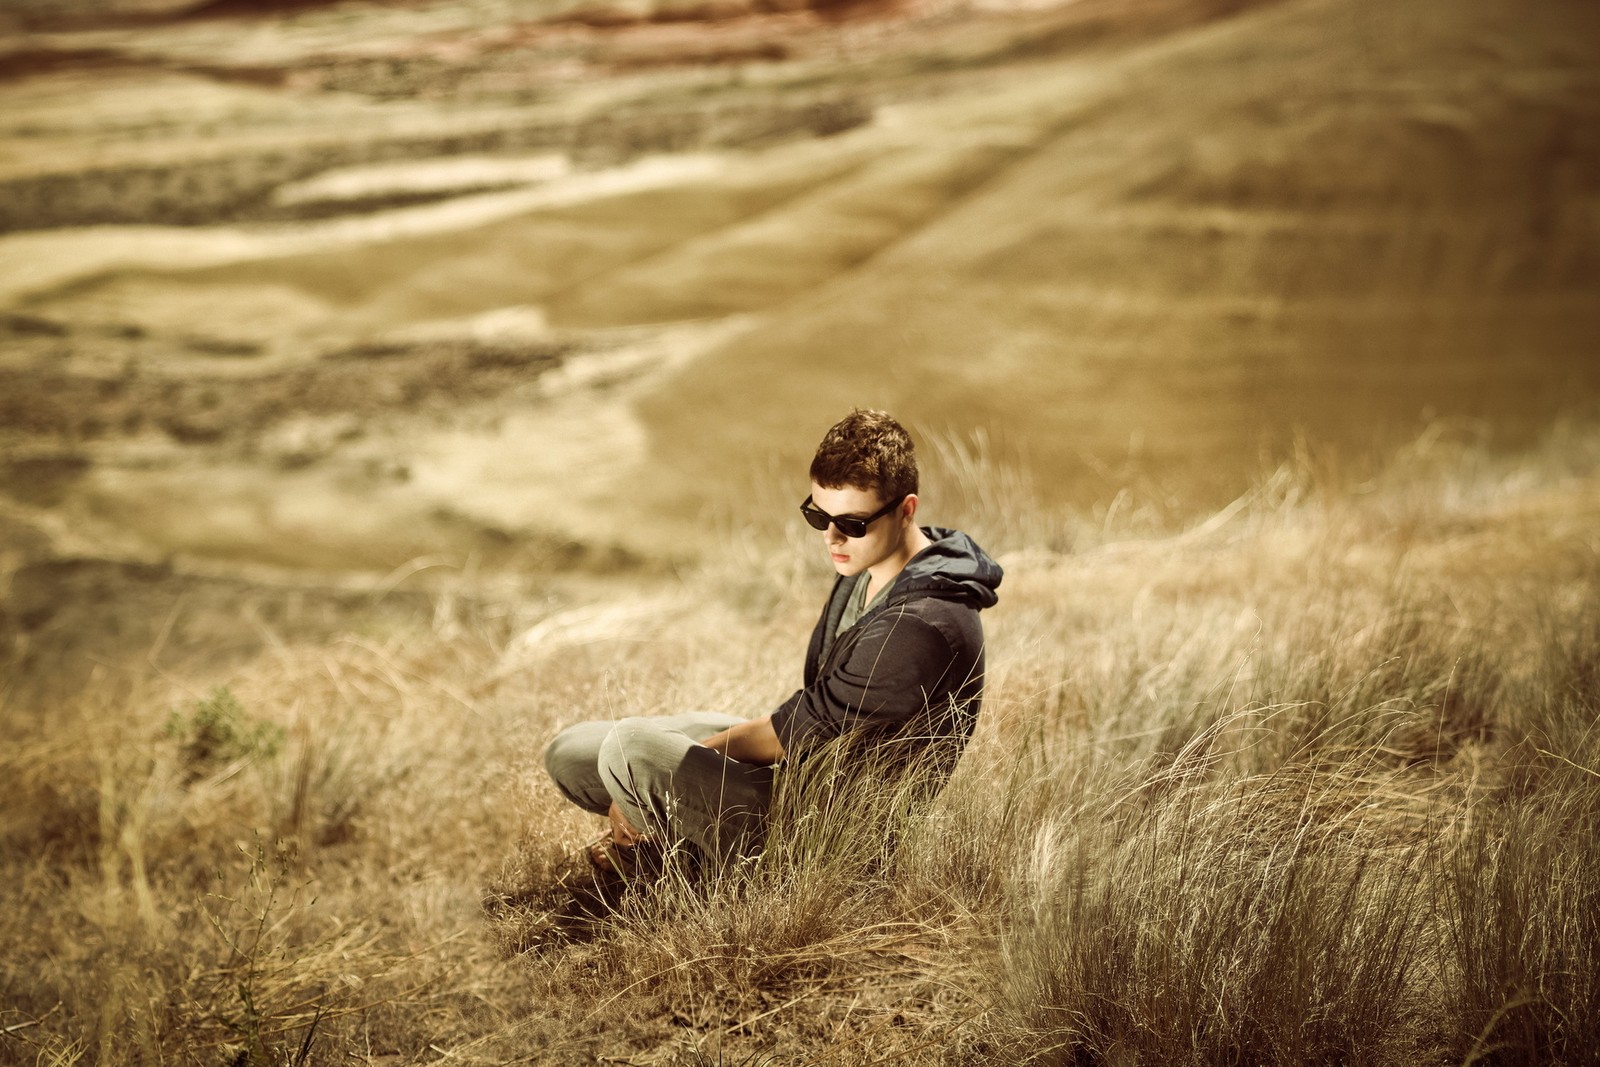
770, 604, 957, 757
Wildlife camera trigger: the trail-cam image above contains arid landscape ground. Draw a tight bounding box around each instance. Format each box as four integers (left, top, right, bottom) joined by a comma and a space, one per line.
2, 0, 1598, 1062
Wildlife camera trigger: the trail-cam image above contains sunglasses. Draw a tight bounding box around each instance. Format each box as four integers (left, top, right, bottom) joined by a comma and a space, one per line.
799, 493, 905, 539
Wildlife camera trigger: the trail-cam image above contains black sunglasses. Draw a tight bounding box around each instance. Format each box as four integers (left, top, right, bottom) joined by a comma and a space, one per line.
799, 493, 905, 538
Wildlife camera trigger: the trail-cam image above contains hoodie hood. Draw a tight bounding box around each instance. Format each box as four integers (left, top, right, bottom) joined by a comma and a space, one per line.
888, 526, 1002, 610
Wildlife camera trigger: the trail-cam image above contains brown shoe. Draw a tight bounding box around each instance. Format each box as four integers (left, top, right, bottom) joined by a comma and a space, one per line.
586, 831, 664, 884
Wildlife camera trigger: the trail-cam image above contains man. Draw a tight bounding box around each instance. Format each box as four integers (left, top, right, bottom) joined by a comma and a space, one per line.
543, 409, 1002, 879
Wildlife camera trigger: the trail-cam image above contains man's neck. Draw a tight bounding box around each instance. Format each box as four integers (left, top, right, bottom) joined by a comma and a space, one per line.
866, 525, 933, 598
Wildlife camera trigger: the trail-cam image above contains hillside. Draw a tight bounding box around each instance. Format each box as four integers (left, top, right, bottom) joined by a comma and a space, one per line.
3, 0, 1595, 616
4, 421, 1598, 1063
627, 0, 1600, 528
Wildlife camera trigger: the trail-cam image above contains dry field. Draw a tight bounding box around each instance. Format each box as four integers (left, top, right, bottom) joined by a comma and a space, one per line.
3, 0, 1600, 1061
3, 422, 1599, 1065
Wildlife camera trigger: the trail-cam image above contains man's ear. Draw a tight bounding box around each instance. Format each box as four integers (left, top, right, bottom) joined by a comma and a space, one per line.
901, 493, 920, 524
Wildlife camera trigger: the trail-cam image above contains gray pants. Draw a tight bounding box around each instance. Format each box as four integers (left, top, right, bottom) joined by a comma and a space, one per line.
543, 712, 776, 866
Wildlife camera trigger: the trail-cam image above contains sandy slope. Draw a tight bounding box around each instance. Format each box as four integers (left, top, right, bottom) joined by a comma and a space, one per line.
2, 0, 1597, 679
627, 0, 1600, 531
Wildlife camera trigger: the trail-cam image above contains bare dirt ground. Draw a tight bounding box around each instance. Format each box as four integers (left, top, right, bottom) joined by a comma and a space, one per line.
2, 0, 1598, 682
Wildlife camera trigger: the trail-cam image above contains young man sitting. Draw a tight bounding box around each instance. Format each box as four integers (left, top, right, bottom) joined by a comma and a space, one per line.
543, 409, 1002, 880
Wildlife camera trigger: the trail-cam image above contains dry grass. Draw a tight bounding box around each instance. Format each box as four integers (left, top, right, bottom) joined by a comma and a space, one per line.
3, 418, 1599, 1065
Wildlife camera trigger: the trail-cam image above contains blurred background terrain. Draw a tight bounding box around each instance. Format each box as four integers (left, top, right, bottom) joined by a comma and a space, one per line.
3, 0, 1597, 687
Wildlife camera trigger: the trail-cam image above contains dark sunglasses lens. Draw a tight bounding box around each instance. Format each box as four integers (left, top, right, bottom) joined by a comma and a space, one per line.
800, 503, 870, 537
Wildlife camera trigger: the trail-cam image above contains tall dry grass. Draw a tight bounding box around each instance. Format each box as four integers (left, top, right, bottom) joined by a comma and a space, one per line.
2, 418, 1598, 1065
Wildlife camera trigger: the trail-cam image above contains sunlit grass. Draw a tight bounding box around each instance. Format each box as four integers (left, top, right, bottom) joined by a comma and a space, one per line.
2, 420, 1598, 1064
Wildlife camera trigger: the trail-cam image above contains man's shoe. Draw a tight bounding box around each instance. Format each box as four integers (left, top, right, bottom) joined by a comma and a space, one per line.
586, 831, 665, 884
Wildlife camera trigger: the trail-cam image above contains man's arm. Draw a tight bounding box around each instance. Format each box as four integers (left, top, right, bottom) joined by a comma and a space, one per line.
769, 608, 958, 757
700, 714, 785, 765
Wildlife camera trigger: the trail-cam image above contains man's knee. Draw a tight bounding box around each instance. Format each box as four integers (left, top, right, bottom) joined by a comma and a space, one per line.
544, 722, 587, 783
596, 717, 681, 801
544, 720, 616, 812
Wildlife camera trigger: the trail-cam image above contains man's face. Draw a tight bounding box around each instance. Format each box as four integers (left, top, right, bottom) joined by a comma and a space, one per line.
809, 481, 907, 578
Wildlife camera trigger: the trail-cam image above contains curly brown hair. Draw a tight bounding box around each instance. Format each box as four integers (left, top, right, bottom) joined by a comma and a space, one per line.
808, 409, 919, 502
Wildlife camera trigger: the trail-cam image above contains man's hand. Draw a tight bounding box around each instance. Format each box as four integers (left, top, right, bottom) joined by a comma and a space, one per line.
607, 800, 646, 847
700, 714, 785, 765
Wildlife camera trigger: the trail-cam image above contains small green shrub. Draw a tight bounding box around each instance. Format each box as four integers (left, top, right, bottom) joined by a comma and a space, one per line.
166, 687, 285, 775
